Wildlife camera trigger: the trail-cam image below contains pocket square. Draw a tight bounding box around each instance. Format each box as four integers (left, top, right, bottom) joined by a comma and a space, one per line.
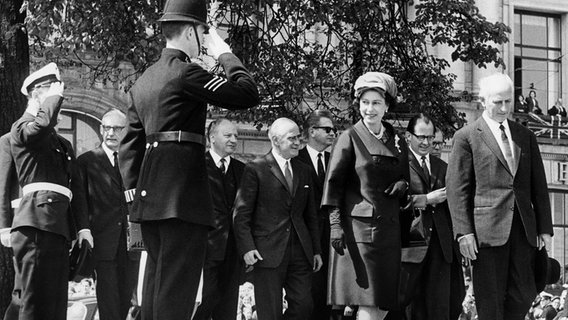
304, 185, 309, 188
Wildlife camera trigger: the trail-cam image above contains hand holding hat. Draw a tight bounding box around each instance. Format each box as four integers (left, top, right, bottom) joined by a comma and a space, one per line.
205, 28, 232, 60
77, 229, 94, 248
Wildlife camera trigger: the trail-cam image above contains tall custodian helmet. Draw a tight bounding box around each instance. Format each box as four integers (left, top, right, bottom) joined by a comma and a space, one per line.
21, 62, 61, 96
353, 72, 398, 101
158, 0, 208, 26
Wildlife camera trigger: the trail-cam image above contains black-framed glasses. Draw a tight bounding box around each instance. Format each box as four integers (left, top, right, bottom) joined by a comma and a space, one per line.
432, 141, 444, 147
102, 125, 125, 133
313, 126, 337, 134
409, 132, 435, 142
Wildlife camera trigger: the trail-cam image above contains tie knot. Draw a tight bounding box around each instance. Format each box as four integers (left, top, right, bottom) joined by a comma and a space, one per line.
220, 158, 226, 164
499, 124, 505, 131
421, 155, 427, 162
113, 151, 118, 158
317, 153, 322, 159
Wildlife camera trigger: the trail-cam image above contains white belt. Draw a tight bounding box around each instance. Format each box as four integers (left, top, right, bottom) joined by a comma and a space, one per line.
22, 182, 73, 200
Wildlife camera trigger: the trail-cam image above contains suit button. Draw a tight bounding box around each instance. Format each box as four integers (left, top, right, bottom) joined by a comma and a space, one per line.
376, 215, 382, 220
510, 206, 515, 211
47, 198, 53, 203
67, 156, 72, 160
118, 222, 122, 226
153, 142, 158, 147
141, 190, 147, 197
286, 228, 290, 232
429, 228, 433, 232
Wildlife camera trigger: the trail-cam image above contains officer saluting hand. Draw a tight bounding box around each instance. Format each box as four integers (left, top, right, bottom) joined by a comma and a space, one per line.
119, 0, 259, 319
4, 62, 92, 320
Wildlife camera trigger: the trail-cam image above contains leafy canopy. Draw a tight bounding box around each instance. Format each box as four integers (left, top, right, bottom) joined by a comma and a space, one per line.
24, 0, 510, 135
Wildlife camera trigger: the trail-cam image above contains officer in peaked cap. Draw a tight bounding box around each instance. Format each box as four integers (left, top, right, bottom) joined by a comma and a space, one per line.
119, 0, 259, 318
3, 62, 93, 320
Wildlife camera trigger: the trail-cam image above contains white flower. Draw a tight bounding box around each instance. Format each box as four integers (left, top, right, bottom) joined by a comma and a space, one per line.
394, 135, 401, 153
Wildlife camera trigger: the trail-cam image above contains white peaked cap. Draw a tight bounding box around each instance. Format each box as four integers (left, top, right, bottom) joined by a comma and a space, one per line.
21, 62, 61, 96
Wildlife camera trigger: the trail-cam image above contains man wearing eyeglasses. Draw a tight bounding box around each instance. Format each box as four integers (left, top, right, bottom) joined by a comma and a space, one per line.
296, 110, 336, 320
76, 109, 138, 320
401, 113, 464, 320
429, 130, 445, 159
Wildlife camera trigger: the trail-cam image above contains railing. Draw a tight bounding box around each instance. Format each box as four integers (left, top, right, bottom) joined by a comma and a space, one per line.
514, 112, 568, 145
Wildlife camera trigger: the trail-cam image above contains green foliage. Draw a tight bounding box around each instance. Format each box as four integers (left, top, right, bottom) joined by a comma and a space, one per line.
23, 0, 510, 135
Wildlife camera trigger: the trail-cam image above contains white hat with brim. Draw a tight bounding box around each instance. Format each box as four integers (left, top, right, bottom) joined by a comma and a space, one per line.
21, 62, 61, 96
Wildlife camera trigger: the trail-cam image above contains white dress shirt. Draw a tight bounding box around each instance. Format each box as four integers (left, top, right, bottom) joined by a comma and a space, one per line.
481, 111, 514, 160
271, 149, 292, 178
305, 144, 326, 175
209, 149, 231, 173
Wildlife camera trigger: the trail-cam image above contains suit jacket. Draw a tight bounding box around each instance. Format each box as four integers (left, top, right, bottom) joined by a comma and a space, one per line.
548, 105, 567, 117
233, 152, 321, 268
404, 151, 454, 263
446, 117, 552, 248
10, 96, 88, 240
120, 49, 259, 226
0, 133, 20, 229
296, 147, 330, 214
76, 146, 128, 261
526, 97, 541, 114
205, 151, 245, 261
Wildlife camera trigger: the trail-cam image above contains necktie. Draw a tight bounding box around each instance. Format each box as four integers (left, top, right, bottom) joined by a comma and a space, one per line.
219, 158, 226, 174
499, 124, 515, 172
317, 153, 325, 185
420, 155, 430, 187
113, 152, 123, 189
284, 161, 293, 192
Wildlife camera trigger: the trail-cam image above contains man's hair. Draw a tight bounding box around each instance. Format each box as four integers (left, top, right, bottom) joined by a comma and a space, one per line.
303, 110, 333, 135
161, 21, 193, 40
101, 108, 126, 122
406, 113, 436, 134
207, 118, 232, 139
478, 73, 513, 102
268, 118, 296, 144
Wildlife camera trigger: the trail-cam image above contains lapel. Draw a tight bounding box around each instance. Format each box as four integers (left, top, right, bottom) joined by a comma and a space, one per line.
352, 121, 396, 157
408, 150, 430, 190
96, 146, 121, 188
507, 120, 521, 176
266, 152, 293, 196
477, 118, 512, 176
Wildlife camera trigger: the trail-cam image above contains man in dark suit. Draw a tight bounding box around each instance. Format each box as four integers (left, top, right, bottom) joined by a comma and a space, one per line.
0, 133, 18, 319
119, 1, 259, 319
193, 119, 245, 320
526, 90, 542, 115
3, 63, 92, 320
233, 117, 322, 320
447, 73, 553, 320
76, 109, 138, 320
403, 114, 463, 320
297, 110, 336, 320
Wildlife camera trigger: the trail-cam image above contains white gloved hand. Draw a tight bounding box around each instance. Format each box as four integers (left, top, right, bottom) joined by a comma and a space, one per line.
47, 81, 64, 97
0, 228, 12, 248
205, 28, 232, 60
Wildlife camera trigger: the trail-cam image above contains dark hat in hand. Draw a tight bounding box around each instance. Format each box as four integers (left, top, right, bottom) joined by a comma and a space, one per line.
158, 0, 207, 26
535, 248, 561, 292
69, 239, 95, 282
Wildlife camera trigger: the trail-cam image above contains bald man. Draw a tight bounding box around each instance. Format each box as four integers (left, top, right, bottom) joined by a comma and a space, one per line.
233, 118, 322, 320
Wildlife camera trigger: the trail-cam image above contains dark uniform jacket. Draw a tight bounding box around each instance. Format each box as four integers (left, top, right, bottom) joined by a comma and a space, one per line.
233, 152, 321, 268
120, 49, 259, 226
403, 151, 454, 263
76, 146, 128, 260
205, 151, 245, 261
0, 133, 20, 230
10, 95, 88, 240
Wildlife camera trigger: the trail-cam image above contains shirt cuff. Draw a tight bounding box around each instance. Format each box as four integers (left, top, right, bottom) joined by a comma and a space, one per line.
458, 233, 475, 242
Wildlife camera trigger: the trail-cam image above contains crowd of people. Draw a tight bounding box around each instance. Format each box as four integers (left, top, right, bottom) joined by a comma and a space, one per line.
514, 90, 565, 118
0, 0, 558, 320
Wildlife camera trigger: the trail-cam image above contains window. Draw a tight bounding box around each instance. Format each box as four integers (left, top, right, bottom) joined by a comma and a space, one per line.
58, 110, 102, 157
514, 11, 562, 112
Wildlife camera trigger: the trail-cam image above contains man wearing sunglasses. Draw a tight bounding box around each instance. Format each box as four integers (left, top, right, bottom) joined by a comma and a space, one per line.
297, 110, 336, 320
401, 113, 464, 320
76, 109, 139, 320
